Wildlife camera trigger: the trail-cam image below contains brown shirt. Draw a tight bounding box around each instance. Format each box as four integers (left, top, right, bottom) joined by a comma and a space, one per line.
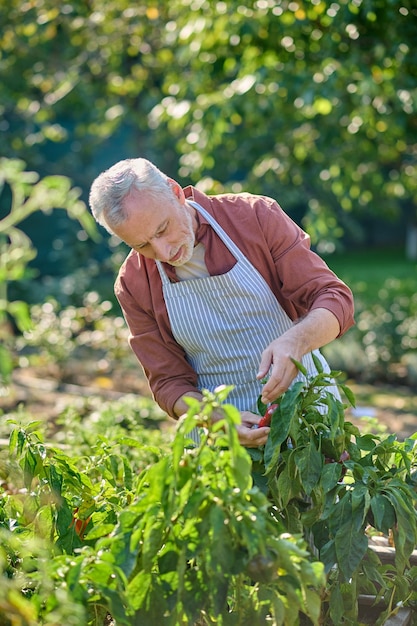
115, 187, 355, 417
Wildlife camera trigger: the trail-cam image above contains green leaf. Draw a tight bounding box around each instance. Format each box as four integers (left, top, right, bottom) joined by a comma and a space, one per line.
8, 428, 18, 455
108, 528, 138, 579
22, 447, 39, 489
351, 483, 369, 515
56, 503, 75, 534
257, 395, 267, 416
158, 549, 179, 575
208, 505, 233, 574
320, 538, 337, 572
335, 520, 368, 579
295, 440, 322, 496
263, 439, 280, 473
48, 464, 63, 496
356, 433, 380, 451
23, 420, 45, 435
127, 570, 152, 611
311, 350, 324, 374
326, 398, 344, 440
0, 344, 13, 381
35, 505, 54, 539
291, 357, 308, 376
275, 467, 295, 508
118, 438, 157, 454
16, 430, 26, 456
8, 299, 32, 332
370, 494, 396, 534
142, 516, 165, 572
264, 384, 305, 470
280, 381, 306, 415
361, 548, 385, 591
339, 384, 356, 408
320, 462, 342, 493
384, 487, 417, 572
122, 456, 133, 492
344, 421, 361, 437
304, 586, 322, 625
231, 449, 252, 492
84, 523, 114, 540
270, 592, 285, 624
329, 582, 345, 625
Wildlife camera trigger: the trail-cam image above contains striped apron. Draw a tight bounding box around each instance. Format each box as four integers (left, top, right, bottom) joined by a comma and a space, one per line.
156, 201, 340, 424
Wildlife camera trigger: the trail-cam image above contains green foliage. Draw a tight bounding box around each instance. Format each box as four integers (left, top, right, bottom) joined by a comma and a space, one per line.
251, 365, 417, 624
2, 373, 417, 624
0, 529, 87, 626
0, 388, 325, 625
351, 277, 417, 382
1, 0, 416, 247
0, 158, 97, 385
14, 293, 132, 374
0, 0, 171, 179
106, 389, 325, 625
323, 248, 417, 385
0, 397, 173, 625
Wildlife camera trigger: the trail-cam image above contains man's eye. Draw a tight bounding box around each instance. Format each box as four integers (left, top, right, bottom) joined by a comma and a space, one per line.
156, 225, 168, 237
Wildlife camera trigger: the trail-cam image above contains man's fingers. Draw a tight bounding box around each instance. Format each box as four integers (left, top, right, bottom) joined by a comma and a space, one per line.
256, 348, 272, 380
261, 373, 286, 403
237, 424, 270, 447
261, 360, 298, 403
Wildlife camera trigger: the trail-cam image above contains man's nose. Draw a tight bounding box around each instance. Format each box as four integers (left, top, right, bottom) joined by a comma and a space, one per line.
152, 238, 171, 262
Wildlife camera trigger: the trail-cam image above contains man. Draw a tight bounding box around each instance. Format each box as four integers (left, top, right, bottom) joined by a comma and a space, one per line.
89, 158, 354, 447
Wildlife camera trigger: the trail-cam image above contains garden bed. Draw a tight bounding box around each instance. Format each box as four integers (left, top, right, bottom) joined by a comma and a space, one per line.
369, 534, 417, 567
356, 535, 417, 625
3, 368, 417, 442
358, 596, 412, 625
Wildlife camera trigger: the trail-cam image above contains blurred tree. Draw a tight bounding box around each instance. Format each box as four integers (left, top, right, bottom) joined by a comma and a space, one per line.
0, 158, 97, 385
148, 0, 417, 253
1, 0, 416, 258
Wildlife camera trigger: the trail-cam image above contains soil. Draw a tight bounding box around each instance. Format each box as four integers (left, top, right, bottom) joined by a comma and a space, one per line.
0, 365, 156, 431
345, 381, 417, 441
1, 366, 416, 442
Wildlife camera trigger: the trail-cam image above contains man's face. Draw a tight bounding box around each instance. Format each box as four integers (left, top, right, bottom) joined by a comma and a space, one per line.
112, 184, 197, 266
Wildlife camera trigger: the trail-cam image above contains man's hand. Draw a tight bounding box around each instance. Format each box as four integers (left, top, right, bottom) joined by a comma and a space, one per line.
174, 394, 269, 448
203, 408, 269, 447
257, 308, 341, 405
237, 411, 270, 447
257, 335, 300, 404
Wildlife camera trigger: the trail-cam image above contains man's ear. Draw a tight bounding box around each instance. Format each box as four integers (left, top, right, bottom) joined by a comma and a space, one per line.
167, 178, 185, 203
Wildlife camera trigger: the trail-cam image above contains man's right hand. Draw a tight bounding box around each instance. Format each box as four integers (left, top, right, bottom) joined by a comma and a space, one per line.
237, 411, 270, 447
175, 394, 270, 448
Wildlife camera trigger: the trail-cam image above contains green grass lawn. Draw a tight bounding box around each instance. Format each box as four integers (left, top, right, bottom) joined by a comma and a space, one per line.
322, 245, 417, 303
322, 244, 417, 432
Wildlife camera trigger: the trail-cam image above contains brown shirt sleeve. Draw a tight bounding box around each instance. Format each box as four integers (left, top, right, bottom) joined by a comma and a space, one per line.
115, 253, 199, 417
115, 188, 355, 418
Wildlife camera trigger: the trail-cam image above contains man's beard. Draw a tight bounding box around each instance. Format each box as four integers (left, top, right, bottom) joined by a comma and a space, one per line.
168, 209, 195, 266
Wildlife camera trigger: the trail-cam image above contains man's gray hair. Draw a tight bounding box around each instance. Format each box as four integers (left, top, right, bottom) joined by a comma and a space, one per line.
89, 158, 174, 234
